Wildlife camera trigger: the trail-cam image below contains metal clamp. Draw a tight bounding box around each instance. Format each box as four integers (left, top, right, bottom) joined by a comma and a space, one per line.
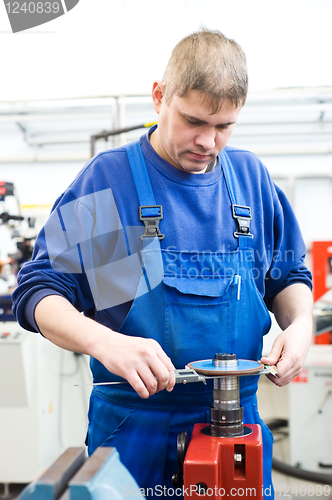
139, 205, 165, 240
232, 204, 253, 238
174, 368, 207, 385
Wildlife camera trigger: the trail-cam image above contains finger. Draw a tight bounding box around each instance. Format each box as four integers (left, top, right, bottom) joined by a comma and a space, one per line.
156, 348, 175, 371
166, 368, 176, 392
268, 355, 301, 387
136, 364, 161, 396
261, 353, 281, 366
275, 354, 292, 374
126, 371, 151, 399
147, 359, 173, 393
261, 341, 283, 366
156, 351, 176, 391
265, 364, 289, 387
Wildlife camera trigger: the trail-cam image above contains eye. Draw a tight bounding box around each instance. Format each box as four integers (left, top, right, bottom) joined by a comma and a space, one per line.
184, 116, 202, 126
217, 123, 233, 131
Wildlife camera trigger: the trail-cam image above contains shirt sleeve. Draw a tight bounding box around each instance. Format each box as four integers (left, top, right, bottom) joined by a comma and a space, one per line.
12, 191, 96, 332
12, 169, 136, 333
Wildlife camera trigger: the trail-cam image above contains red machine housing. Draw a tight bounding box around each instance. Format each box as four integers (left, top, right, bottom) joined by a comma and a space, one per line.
312, 240, 332, 344
183, 423, 263, 499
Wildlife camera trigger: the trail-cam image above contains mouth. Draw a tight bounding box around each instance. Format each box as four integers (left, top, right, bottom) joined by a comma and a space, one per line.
189, 151, 212, 162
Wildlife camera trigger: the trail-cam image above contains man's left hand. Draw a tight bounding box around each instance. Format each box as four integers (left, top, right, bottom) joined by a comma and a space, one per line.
260, 283, 313, 387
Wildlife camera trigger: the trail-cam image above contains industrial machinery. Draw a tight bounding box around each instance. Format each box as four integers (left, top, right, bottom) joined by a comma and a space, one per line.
171, 354, 273, 500
312, 241, 332, 344
285, 241, 332, 477
314, 289, 332, 339
0, 322, 66, 487
0, 181, 35, 276
289, 344, 332, 473
0, 179, 62, 489
0, 320, 92, 497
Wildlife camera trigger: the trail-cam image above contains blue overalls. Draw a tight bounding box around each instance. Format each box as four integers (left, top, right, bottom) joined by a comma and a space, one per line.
86, 143, 274, 499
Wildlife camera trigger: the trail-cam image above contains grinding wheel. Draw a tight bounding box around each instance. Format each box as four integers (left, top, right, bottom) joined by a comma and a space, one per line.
187, 359, 263, 376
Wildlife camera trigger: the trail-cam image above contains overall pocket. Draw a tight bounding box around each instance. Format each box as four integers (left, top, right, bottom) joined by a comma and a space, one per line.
163, 275, 234, 368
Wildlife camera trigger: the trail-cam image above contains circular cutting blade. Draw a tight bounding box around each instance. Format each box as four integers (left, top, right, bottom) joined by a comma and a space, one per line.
187, 359, 263, 376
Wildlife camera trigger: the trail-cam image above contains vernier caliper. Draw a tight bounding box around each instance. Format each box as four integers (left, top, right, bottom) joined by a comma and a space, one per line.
75, 364, 277, 388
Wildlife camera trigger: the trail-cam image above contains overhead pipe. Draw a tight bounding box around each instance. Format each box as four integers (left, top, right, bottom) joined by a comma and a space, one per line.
90, 122, 156, 158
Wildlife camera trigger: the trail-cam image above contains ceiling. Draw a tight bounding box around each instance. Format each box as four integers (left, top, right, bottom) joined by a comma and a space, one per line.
0, 87, 331, 166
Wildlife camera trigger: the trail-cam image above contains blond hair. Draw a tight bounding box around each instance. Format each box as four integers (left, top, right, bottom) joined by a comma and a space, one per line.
162, 28, 248, 111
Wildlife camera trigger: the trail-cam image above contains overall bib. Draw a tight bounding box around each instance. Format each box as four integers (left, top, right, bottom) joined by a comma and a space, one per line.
87, 143, 274, 499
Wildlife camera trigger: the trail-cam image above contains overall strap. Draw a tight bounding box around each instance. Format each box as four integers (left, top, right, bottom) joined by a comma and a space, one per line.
219, 150, 253, 248
125, 142, 164, 245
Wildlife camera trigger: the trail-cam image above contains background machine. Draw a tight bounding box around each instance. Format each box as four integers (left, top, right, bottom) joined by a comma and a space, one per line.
0, 181, 93, 497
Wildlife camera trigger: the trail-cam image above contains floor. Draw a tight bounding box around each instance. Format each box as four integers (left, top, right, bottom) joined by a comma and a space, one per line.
1, 376, 331, 499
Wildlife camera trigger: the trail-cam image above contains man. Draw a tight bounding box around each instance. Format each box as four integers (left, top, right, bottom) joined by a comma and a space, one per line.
13, 28, 313, 498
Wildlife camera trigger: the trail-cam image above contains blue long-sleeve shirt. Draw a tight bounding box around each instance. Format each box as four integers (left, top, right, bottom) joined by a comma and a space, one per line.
12, 127, 312, 333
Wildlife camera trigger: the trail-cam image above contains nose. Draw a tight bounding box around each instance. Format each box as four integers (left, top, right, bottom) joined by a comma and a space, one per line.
194, 128, 216, 151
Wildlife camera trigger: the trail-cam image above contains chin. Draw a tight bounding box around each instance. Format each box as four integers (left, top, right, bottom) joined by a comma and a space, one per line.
182, 165, 208, 174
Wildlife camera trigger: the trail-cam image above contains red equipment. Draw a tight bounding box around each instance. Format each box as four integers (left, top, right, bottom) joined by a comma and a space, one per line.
184, 424, 262, 499
312, 241, 332, 344
173, 354, 263, 499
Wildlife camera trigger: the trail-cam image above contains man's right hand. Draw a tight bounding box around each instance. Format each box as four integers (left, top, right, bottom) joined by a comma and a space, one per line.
96, 333, 176, 398
35, 295, 176, 399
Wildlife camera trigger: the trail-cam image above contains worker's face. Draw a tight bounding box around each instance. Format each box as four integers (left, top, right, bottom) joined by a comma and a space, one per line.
151, 82, 243, 174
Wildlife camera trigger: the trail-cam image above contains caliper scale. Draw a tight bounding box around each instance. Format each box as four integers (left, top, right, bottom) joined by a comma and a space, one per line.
172, 353, 270, 499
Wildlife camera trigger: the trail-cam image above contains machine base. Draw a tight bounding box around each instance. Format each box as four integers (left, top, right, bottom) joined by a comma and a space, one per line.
184, 423, 263, 499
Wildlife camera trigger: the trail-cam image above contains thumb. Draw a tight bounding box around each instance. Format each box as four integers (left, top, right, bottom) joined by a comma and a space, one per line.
261, 338, 283, 366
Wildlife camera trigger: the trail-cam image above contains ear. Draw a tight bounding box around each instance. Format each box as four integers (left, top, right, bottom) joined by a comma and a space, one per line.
151, 80, 165, 114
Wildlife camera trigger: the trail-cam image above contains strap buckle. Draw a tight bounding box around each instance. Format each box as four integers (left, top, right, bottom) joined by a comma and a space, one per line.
139, 205, 165, 240
232, 204, 253, 238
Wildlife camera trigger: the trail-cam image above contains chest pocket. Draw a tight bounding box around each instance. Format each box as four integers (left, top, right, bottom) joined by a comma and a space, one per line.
163, 275, 235, 368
